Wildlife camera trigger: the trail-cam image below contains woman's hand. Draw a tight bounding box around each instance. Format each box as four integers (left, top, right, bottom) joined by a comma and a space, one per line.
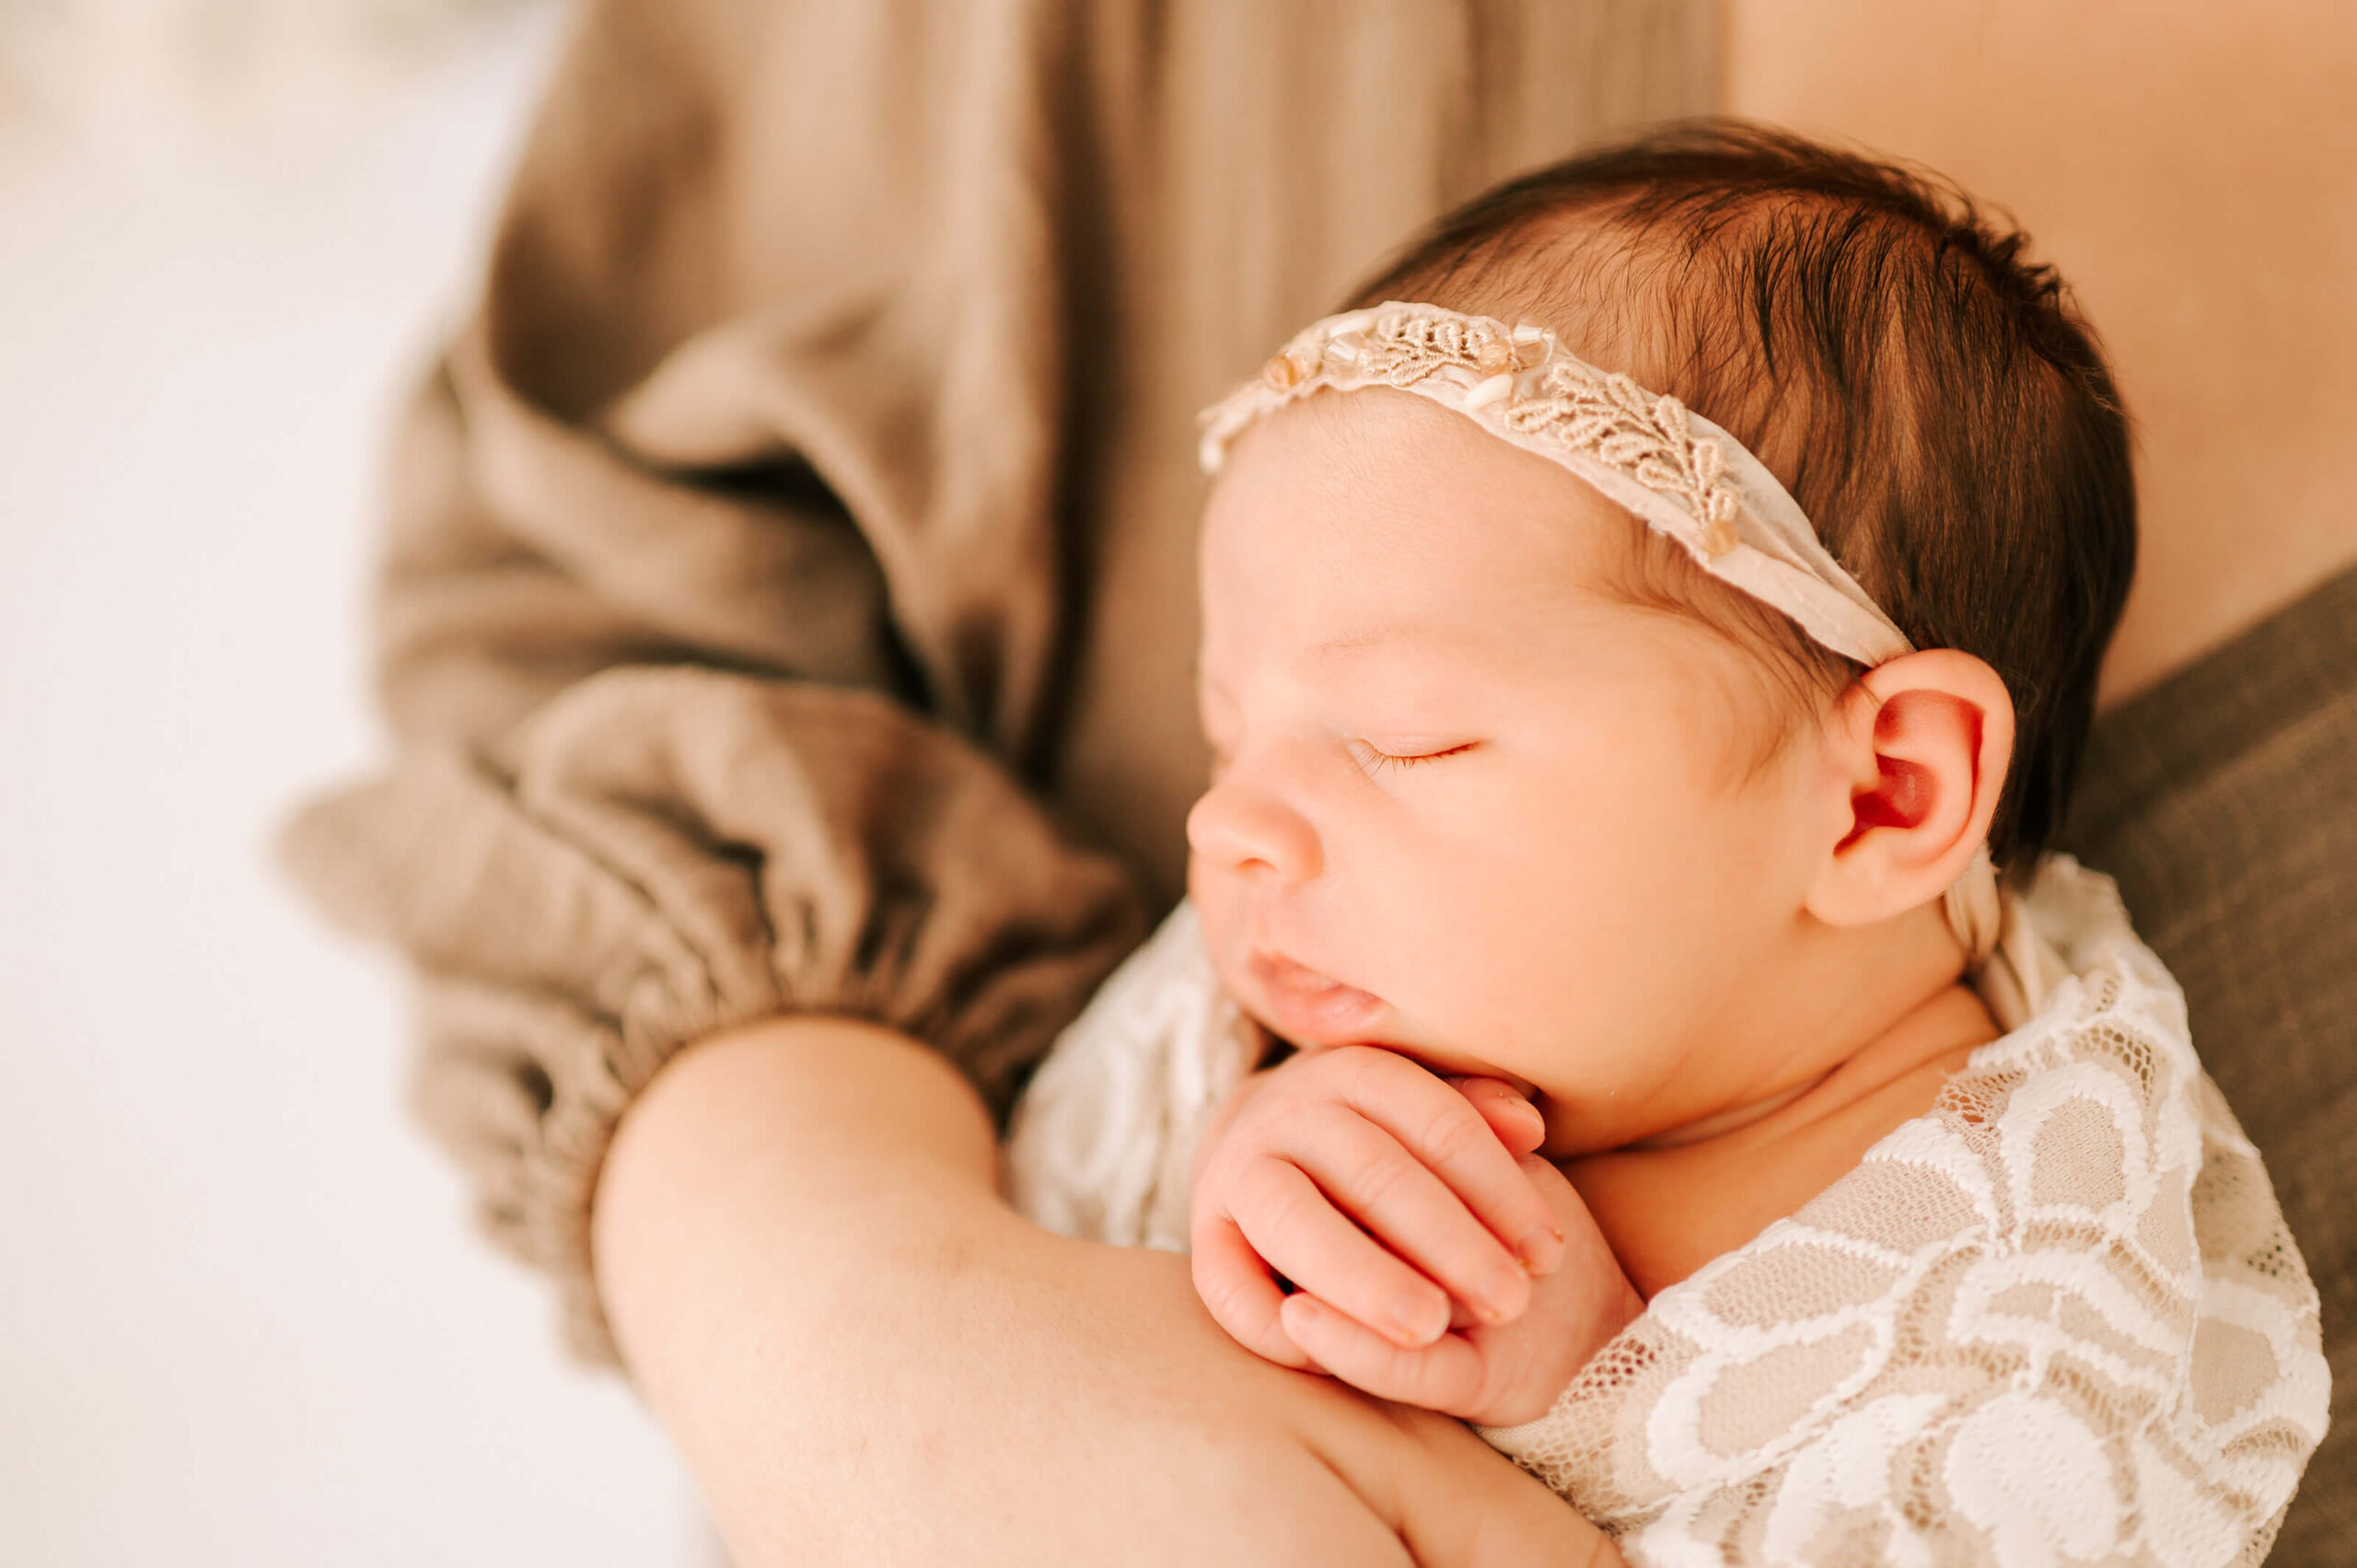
592, 1016, 1624, 1567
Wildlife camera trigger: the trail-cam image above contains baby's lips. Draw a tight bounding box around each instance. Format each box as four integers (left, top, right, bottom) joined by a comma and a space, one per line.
1246, 948, 1387, 1043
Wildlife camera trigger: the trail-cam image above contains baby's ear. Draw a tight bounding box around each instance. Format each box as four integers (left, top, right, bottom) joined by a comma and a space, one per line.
1805, 649, 2014, 931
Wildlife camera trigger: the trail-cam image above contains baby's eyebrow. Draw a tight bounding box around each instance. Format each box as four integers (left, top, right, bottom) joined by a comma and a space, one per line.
1310, 622, 1433, 650
1306, 623, 1464, 660
1196, 624, 1496, 693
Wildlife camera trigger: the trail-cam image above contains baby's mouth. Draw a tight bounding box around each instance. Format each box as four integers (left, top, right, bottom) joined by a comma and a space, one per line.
1246, 949, 1387, 1042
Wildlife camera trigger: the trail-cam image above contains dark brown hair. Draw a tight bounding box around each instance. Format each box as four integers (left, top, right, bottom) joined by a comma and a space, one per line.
1347, 121, 2136, 870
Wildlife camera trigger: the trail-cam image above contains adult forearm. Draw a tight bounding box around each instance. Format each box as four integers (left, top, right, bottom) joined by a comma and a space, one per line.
595, 1012, 1003, 1328
592, 1015, 1015, 1562
587, 1015, 1368, 1566
591, 1014, 1626, 1567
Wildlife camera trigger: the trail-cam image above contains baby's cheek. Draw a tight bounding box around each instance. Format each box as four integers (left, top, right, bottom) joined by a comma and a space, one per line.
1372, 871, 1586, 1064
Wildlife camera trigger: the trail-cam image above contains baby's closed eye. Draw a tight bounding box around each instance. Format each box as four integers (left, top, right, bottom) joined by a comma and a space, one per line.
1349, 739, 1479, 776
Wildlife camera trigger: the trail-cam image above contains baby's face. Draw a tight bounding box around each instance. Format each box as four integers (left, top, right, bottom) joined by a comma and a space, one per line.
1188, 389, 1841, 1155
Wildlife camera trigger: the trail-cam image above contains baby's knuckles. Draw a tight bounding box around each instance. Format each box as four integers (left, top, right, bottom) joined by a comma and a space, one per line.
1204, 1047, 1398, 1171
1252, 1044, 1478, 1142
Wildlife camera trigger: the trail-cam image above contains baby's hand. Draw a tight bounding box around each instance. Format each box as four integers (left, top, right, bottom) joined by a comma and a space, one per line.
1190, 1046, 1561, 1360
1277, 1147, 1643, 1426
1189, 1045, 1643, 1426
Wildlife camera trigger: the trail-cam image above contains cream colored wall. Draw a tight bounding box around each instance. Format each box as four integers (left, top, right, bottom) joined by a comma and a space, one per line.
0, 8, 698, 1562
1724, 0, 2357, 707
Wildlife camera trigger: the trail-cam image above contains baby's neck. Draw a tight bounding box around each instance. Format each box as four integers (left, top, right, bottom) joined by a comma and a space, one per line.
1544, 900, 1980, 1152
1554, 915, 2003, 1296
1689, 978, 1997, 1147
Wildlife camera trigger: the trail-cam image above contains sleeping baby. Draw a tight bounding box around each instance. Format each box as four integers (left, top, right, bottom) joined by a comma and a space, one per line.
1005, 124, 2328, 1566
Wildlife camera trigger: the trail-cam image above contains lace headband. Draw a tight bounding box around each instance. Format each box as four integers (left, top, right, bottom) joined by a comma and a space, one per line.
1198, 301, 2011, 976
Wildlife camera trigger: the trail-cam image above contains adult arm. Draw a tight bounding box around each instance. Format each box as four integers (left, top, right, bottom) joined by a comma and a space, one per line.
593, 1014, 1624, 1567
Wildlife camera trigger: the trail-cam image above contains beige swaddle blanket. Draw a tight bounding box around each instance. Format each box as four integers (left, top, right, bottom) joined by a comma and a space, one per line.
1004, 856, 2328, 1566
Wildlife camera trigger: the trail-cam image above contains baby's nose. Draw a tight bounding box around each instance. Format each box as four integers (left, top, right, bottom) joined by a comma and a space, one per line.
1186, 771, 1322, 884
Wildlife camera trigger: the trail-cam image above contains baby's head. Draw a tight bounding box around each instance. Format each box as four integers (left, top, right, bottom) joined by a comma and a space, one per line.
1185, 124, 2134, 1153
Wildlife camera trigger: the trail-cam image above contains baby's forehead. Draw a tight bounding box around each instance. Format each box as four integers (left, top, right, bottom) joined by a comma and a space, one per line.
1193, 617, 1522, 722
1202, 389, 1640, 608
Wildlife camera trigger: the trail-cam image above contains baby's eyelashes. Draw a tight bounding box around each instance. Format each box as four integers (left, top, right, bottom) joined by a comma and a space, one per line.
1348, 738, 1478, 777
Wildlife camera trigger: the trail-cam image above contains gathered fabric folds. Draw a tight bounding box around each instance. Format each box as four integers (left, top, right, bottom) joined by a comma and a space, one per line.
1006, 857, 2329, 1566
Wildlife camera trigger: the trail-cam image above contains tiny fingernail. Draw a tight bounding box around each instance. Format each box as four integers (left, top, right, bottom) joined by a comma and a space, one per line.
1518, 1226, 1566, 1273
1393, 1297, 1447, 1345
1480, 1268, 1527, 1320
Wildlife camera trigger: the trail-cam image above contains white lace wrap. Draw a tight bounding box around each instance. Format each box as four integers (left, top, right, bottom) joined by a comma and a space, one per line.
1004, 859, 2328, 1566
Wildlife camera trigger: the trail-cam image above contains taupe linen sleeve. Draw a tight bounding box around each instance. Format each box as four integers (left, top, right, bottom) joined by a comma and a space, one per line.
283, 0, 1151, 1363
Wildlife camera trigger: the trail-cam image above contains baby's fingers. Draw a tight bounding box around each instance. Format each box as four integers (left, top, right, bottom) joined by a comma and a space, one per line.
1225, 1157, 1455, 1350
1190, 1214, 1317, 1370
1288, 1104, 1536, 1329
1331, 1052, 1565, 1279
1277, 1293, 1493, 1421
1447, 1075, 1548, 1156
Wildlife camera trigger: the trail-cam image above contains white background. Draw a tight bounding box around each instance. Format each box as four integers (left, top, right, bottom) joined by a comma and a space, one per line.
0, 5, 702, 1562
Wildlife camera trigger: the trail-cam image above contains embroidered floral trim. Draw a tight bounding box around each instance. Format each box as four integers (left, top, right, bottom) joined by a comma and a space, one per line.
1265, 308, 1744, 557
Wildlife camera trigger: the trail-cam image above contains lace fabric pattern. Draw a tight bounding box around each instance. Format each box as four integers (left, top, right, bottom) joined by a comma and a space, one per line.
1003, 860, 2329, 1567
